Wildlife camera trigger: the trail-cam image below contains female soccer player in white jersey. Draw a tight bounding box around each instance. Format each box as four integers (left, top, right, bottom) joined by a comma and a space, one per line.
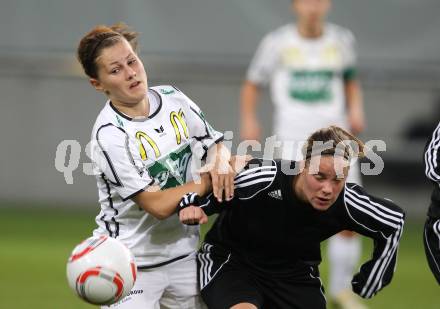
423, 121, 440, 284
76, 23, 234, 309
179, 126, 405, 309
240, 1, 365, 307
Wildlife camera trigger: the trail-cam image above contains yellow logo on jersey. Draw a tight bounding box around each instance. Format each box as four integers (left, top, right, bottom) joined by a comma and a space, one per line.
281, 47, 304, 66
136, 131, 161, 160
321, 45, 341, 65
170, 109, 189, 145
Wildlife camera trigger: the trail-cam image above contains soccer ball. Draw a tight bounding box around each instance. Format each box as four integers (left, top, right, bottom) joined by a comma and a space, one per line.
66, 235, 137, 305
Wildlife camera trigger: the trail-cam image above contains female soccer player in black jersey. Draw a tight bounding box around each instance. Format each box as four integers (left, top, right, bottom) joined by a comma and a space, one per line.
179, 126, 405, 309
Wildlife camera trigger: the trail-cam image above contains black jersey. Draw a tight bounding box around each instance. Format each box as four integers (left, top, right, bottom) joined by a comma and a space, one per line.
201, 158, 405, 299
424, 122, 440, 218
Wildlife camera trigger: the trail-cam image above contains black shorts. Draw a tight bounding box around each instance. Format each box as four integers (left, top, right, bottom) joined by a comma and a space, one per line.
197, 242, 326, 309
423, 216, 440, 284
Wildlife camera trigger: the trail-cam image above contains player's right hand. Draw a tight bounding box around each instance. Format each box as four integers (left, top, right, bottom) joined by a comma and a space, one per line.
199, 143, 235, 202
179, 206, 208, 225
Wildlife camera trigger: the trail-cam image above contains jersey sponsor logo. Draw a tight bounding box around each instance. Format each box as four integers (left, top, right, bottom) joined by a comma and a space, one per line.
136, 131, 161, 160
281, 47, 304, 65
288, 70, 333, 103
281, 45, 341, 66
268, 189, 282, 200
160, 88, 175, 95
135, 109, 190, 160
322, 44, 341, 65
170, 109, 189, 145
147, 144, 192, 189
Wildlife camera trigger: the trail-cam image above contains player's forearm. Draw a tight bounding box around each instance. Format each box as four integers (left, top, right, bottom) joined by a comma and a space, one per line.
241, 81, 260, 113
240, 81, 261, 140
352, 214, 405, 298
345, 79, 365, 135
353, 236, 400, 298
133, 174, 212, 220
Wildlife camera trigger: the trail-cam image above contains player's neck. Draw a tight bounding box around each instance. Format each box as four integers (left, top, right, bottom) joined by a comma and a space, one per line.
112, 97, 150, 118
297, 22, 324, 39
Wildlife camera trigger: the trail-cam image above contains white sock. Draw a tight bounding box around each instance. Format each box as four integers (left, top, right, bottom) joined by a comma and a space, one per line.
327, 234, 361, 297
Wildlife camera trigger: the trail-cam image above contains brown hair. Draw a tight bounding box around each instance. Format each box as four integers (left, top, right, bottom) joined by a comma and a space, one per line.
77, 22, 139, 78
302, 126, 365, 164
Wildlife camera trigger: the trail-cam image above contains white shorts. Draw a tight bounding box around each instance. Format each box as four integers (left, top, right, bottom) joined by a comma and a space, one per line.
103, 254, 206, 309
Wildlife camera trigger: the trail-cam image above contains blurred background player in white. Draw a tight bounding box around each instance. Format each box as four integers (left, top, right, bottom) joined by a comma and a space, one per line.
423, 121, 440, 285
240, 0, 366, 308
77, 23, 234, 309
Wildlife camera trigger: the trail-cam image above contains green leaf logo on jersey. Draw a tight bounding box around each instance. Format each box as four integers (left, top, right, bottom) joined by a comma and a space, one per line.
160, 88, 175, 95
147, 144, 192, 189
116, 115, 124, 128
289, 70, 333, 103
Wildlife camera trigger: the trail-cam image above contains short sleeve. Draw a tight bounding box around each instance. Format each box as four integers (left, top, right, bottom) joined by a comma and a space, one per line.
340, 29, 358, 81
246, 33, 279, 86
92, 124, 153, 200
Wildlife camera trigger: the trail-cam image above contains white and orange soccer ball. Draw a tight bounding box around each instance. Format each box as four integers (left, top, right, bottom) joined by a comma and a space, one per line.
66, 235, 137, 305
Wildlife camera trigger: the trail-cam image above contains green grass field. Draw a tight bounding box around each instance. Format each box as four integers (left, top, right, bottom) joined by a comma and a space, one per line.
0, 206, 437, 309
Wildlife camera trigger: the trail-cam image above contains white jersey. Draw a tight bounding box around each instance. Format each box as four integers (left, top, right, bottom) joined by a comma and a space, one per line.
90, 85, 223, 267
247, 23, 357, 145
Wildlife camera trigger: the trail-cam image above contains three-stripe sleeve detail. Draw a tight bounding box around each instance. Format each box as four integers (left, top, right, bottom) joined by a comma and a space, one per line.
425, 122, 440, 182
234, 161, 277, 200
199, 193, 213, 210
344, 186, 404, 298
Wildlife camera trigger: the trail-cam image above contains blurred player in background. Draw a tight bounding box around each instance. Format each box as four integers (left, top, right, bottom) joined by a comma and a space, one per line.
240, 0, 366, 307
179, 126, 405, 309
423, 121, 440, 285
77, 23, 234, 309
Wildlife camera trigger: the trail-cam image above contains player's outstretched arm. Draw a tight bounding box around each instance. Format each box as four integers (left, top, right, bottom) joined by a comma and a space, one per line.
137, 153, 250, 223
179, 158, 276, 226
343, 184, 405, 298
132, 173, 212, 220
